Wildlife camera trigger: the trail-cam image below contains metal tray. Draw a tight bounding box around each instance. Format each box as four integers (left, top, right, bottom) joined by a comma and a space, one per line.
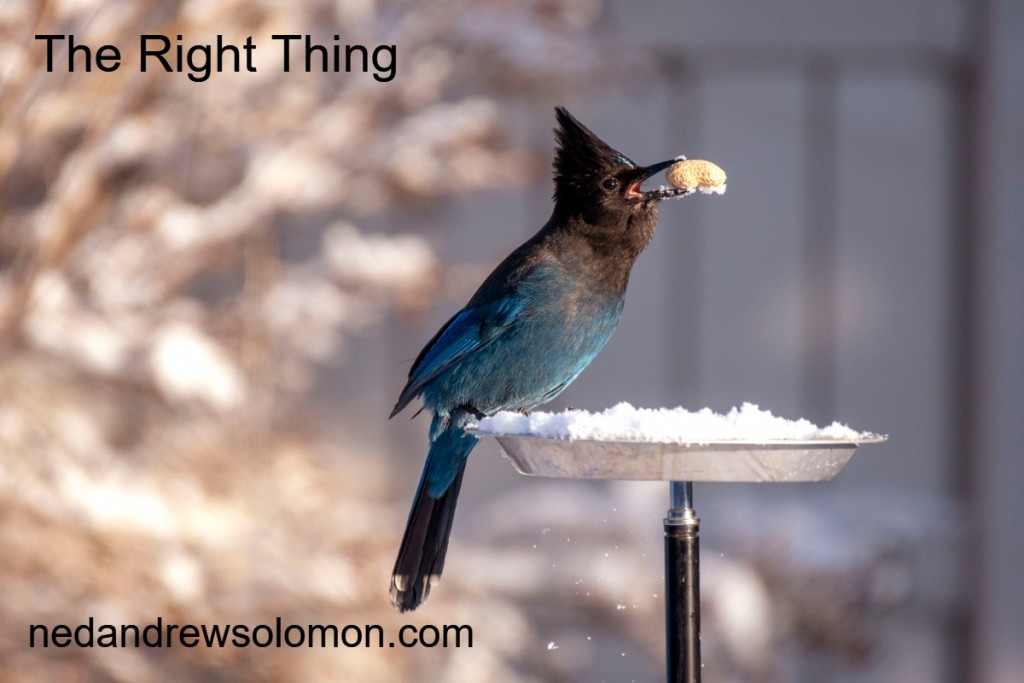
489, 434, 888, 483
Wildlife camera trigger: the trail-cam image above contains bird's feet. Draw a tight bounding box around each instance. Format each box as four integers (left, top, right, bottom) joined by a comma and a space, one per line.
517, 408, 530, 416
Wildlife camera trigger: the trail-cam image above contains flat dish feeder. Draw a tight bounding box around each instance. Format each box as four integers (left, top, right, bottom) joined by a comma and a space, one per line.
478, 428, 888, 683
494, 435, 886, 482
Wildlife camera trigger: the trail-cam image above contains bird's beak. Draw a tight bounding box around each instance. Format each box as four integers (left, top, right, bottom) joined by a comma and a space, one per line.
625, 158, 694, 201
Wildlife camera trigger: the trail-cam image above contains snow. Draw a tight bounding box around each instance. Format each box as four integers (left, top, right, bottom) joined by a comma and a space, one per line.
476, 402, 878, 443
323, 221, 436, 291
150, 322, 245, 410
698, 184, 727, 195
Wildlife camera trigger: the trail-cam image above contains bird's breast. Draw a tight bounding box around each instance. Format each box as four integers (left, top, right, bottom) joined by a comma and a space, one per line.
421, 255, 628, 415
422, 288, 623, 416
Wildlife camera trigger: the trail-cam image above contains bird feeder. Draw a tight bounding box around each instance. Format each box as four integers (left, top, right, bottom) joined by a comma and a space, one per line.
477, 411, 887, 683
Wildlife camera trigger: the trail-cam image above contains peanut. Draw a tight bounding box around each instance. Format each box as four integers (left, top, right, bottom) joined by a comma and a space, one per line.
666, 159, 727, 191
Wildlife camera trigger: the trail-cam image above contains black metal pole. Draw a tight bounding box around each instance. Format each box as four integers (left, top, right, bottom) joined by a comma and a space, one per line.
665, 481, 701, 683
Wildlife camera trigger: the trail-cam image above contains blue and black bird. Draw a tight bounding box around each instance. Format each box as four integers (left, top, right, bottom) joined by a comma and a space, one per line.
389, 107, 689, 611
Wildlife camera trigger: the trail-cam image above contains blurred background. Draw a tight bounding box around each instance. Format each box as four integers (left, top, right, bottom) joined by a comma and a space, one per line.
1, 0, 1021, 681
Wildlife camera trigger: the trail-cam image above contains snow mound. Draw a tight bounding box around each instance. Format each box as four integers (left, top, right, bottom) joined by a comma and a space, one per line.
476, 402, 880, 444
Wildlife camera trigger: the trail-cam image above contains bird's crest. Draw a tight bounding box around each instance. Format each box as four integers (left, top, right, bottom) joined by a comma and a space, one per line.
553, 107, 636, 189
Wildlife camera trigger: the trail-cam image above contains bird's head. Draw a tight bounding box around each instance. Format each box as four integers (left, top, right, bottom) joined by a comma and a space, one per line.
552, 107, 684, 225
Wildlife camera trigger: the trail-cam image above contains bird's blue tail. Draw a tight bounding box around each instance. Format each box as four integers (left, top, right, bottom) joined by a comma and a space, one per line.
390, 410, 478, 612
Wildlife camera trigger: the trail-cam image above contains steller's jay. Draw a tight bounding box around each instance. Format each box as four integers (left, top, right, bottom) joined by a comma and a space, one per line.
389, 107, 692, 611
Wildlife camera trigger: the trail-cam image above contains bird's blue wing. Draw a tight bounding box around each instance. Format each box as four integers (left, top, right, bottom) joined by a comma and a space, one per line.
391, 296, 524, 416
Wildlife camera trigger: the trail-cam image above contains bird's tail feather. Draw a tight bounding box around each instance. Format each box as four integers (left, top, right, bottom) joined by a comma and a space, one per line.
390, 415, 477, 612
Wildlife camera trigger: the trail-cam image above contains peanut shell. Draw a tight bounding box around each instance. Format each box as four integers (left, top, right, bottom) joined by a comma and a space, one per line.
666, 159, 727, 191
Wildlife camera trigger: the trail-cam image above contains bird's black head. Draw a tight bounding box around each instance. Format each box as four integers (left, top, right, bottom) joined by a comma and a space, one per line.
549, 108, 685, 258
552, 107, 683, 231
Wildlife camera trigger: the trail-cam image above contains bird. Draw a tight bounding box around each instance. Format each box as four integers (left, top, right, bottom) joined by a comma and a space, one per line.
389, 106, 692, 612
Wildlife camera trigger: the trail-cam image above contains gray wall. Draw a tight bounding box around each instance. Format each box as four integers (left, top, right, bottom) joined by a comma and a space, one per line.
334, 1, 1022, 680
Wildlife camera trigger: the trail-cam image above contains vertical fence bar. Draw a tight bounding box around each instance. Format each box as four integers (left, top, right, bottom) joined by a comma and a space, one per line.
800, 57, 840, 425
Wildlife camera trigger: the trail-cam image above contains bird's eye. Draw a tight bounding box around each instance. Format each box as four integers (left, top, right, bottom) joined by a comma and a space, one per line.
602, 177, 619, 190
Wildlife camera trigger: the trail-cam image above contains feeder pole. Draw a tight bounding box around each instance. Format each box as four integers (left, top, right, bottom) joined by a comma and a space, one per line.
665, 480, 701, 683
